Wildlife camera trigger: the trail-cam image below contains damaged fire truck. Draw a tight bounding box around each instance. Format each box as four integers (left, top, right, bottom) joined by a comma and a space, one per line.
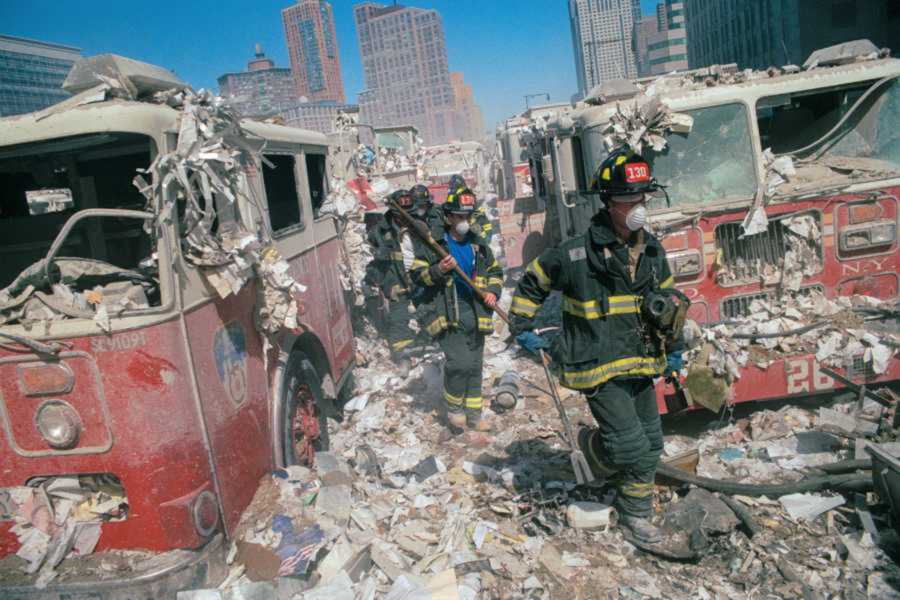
517, 40, 900, 413
0, 55, 354, 595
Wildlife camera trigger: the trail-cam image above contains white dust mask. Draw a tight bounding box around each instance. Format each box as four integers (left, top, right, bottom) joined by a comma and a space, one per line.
625, 204, 647, 231
454, 220, 470, 236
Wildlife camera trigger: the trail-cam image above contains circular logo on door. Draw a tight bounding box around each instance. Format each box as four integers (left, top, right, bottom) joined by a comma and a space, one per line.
214, 322, 248, 405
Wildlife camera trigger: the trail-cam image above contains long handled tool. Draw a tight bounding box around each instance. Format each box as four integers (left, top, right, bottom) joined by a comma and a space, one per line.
534, 336, 594, 485
391, 200, 593, 484
387, 199, 509, 323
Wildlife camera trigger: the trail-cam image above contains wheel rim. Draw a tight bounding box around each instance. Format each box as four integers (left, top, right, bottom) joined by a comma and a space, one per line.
291, 383, 319, 466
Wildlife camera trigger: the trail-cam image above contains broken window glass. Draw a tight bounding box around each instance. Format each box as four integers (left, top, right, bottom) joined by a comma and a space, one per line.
644, 103, 757, 209
0, 133, 158, 293
261, 154, 303, 234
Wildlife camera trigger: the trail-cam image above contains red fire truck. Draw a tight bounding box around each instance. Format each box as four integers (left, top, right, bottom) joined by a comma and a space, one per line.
494, 103, 571, 271
523, 42, 900, 412
0, 69, 354, 594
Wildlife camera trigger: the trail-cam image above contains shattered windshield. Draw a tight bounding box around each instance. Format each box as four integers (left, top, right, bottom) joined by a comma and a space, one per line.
0, 133, 160, 326
807, 79, 898, 166
644, 103, 757, 209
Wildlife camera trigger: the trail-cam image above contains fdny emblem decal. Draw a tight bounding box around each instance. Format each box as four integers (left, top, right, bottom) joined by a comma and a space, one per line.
624, 163, 651, 183
213, 322, 248, 405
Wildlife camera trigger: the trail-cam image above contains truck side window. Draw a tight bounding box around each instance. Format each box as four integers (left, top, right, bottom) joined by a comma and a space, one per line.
305, 153, 327, 217
572, 136, 588, 191
262, 154, 302, 233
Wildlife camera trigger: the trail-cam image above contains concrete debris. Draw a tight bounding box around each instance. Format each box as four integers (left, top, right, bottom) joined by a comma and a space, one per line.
684, 290, 897, 386
778, 492, 846, 522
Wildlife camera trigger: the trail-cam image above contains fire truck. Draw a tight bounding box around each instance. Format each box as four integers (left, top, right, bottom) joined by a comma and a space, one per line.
0, 58, 354, 595
521, 41, 900, 412
494, 103, 572, 271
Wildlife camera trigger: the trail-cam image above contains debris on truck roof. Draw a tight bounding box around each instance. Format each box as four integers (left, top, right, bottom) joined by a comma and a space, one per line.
0, 54, 309, 338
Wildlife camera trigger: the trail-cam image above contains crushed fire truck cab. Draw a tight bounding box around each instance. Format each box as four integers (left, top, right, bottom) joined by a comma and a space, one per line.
527, 41, 900, 412
0, 56, 354, 596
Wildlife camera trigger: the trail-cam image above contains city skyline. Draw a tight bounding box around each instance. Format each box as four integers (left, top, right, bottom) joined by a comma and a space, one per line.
3, 1, 665, 131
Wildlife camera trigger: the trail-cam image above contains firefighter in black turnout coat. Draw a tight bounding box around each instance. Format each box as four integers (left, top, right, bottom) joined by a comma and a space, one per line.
408, 188, 504, 432
510, 148, 684, 544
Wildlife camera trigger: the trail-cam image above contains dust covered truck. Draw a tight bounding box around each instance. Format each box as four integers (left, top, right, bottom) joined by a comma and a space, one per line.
0, 55, 354, 597
520, 40, 900, 413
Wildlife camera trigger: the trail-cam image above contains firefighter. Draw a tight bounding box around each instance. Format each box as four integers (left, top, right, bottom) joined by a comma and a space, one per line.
509, 148, 683, 544
363, 189, 419, 376
408, 187, 503, 431
443, 174, 493, 243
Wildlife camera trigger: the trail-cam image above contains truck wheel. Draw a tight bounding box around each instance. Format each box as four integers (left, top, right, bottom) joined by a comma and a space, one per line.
282, 352, 329, 467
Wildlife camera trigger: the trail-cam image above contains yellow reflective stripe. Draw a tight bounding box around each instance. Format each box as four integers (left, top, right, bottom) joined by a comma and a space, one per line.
391, 252, 404, 261
526, 259, 551, 291
490, 260, 499, 270
561, 356, 666, 389
465, 396, 483, 409
482, 223, 493, 232
619, 481, 655, 498
562, 295, 640, 319
391, 339, 413, 351
422, 269, 434, 286
389, 284, 409, 297
412, 259, 430, 269
477, 316, 493, 330
511, 295, 539, 317
660, 275, 674, 289
426, 316, 448, 336
444, 389, 464, 406
487, 277, 503, 287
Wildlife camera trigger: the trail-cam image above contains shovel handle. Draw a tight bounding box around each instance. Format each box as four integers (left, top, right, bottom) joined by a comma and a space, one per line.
389, 200, 509, 324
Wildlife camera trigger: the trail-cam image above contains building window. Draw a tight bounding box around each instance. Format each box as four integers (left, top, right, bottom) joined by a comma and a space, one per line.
262, 154, 303, 234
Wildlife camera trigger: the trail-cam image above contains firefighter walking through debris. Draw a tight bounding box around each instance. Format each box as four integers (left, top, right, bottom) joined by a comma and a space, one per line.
408, 187, 503, 432
363, 189, 421, 376
510, 148, 684, 544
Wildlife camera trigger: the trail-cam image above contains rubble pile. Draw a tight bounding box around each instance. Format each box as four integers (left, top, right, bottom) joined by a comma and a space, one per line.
687, 291, 897, 384
1, 475, 127, 588
175, 314, 899, 599
600, 97, 694, 155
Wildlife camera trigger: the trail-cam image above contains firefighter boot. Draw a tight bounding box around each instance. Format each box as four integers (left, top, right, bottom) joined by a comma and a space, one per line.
466, 409, 492, 432
619, 514, 663, 544
446, 409, 467, 431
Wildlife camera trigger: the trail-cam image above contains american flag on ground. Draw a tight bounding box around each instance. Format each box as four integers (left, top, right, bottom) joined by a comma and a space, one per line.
275, 523, 325, 577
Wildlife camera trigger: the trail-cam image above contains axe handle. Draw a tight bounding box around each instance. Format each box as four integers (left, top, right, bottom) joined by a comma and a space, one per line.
389, 200, 509, 324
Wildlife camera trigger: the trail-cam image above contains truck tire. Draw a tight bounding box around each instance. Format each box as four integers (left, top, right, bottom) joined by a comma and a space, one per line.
282, 352, 329, 466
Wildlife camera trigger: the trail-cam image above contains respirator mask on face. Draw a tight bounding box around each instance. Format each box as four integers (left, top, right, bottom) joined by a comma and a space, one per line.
625, 204, 647, 231
454, 220, 470, 236
416, 207, 427, 217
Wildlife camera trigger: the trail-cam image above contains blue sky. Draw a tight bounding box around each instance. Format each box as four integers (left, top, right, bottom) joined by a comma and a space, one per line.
2, 0, 660, 131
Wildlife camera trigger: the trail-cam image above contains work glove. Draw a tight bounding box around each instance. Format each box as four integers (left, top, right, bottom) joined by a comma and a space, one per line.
665, 350, 684, 377
516, 331, 550, 355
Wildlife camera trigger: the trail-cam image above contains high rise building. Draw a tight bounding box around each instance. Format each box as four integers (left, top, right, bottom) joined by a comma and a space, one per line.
634, 16, 660, 77
648, 0, 689, 74
569, 0, 639, 99
353, 2, 460, 144
279, 102, 360, 134
0, 35, 81, 117
450, 72, 485, 142
685, 0, 899, 71
217, 45, 299, 117
282, 0, 346, 104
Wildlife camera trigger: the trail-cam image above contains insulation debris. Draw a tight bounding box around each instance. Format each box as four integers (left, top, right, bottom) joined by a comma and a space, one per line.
130, 86, 306, 335
685, 291, 897, 385
600, 97, 693, 155
2, 475, 126, 588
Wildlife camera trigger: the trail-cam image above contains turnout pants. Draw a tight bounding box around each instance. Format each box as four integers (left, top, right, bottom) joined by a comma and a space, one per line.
385, 295, 415, 359
437, 299, 485, 413
581, 377, 662, 518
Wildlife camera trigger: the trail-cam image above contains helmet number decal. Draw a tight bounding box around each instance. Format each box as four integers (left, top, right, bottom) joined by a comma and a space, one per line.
460, 194, 475, 206
624, 163, 650, 183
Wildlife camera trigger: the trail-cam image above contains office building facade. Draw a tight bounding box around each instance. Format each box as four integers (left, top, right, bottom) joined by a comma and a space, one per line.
282, 0, 346, 104
0, 35, 81, 117
217, 45, 298, 117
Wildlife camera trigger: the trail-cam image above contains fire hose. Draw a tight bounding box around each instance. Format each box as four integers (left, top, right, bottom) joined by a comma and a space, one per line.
656, 462, 872, 496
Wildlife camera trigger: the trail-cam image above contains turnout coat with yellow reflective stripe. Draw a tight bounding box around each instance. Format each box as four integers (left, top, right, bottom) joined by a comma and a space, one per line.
364, 212, 412, 299
510, 213, 679, 390
408, 231, 503, 337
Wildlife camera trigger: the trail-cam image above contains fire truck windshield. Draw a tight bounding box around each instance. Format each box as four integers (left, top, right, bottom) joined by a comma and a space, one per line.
644, 103, 757, 210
